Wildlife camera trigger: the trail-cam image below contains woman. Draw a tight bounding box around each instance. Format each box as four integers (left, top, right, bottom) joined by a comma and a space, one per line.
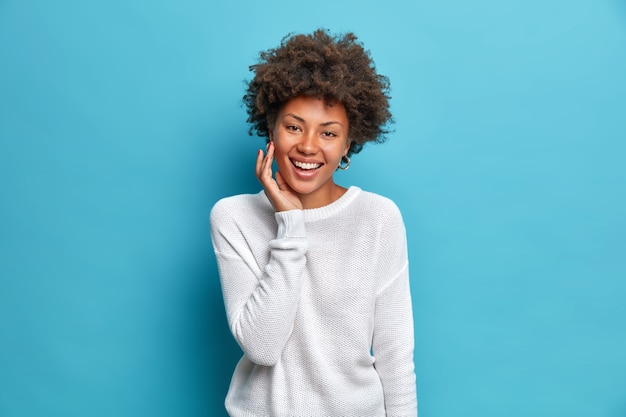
210, 29, 417, 416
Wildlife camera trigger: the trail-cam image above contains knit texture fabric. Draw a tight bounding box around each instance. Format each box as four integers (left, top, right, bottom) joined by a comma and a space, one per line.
210, 186, 417, 417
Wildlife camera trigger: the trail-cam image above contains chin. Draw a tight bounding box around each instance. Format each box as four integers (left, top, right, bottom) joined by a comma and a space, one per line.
289, 183, 317, 196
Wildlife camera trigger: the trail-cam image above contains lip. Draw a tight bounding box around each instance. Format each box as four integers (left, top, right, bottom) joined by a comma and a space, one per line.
289, 157, 323, 179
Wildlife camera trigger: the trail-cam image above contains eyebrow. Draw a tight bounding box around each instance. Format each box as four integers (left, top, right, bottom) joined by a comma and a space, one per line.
284, 113, 344, 127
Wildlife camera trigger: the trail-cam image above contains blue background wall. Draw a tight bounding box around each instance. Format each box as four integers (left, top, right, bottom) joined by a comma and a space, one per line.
1, 0, 625, 416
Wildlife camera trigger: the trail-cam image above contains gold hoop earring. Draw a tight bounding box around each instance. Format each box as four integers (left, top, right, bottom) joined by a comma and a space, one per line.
338, 155, 350, 171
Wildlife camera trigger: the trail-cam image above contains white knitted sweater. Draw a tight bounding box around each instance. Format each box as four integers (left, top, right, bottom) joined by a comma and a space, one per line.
210, 186, 417, 417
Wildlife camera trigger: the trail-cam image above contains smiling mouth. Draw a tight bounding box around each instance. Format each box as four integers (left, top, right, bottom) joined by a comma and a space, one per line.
291, 159, 323, 170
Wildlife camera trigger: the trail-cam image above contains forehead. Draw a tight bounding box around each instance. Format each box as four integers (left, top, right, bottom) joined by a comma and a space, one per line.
278, 96, 348, 123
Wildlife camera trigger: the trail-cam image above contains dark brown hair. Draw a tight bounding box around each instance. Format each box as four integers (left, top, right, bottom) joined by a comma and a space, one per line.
244, 29, 393, 156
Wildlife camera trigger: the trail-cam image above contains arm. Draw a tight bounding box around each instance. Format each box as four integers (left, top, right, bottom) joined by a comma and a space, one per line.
210, 141, 308, 366
373, 263, 417, 416
372, 207, 418, 416
210, 205, 308, 366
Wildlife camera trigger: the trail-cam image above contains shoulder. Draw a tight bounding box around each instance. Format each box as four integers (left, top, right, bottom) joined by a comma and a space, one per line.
349, 189, 408, 266
347, 189, 407, 244
211, 192, 261, 215
352, 188, 403, 221
210, 191, 273, 230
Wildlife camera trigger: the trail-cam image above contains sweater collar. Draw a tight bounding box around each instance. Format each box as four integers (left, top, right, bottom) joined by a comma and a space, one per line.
301, 186, 361, 222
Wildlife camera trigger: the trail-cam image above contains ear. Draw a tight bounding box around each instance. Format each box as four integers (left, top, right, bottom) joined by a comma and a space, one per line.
343, 139, 351, 156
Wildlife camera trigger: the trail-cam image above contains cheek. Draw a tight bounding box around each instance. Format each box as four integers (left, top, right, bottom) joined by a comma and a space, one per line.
323, 143, 348, 160
273, 141, 288, 159
273, 143, 291, 170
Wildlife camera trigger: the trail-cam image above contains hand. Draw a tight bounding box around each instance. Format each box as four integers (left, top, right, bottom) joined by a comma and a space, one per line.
256, 141, 303, 212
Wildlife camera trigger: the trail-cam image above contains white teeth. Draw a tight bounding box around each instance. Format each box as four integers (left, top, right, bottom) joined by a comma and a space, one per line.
292, 160, 322, 170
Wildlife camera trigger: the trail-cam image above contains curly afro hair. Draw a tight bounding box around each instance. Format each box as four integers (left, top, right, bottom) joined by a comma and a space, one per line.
243, 29, 393, 156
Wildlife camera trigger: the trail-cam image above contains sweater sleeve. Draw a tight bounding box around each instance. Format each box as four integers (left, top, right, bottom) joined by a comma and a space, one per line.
372, 206, 418, 416
210, 202, 309, 366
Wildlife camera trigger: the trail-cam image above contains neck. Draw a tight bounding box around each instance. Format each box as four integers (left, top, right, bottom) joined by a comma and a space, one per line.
298, 184, 348, 209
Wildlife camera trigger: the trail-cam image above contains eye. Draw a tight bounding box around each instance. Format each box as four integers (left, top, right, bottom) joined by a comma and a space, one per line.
321, 131, 338, 138
286, 125, 301, 132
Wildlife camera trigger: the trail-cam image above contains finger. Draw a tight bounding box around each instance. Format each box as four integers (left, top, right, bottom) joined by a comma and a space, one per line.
255, 149, 261, 179
264, 141, 275, 179
257, 142, 278, 191
255, 148, 264, 180
275, 170, 289, 192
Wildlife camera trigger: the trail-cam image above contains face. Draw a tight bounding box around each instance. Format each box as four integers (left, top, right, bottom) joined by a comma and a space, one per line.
269, 95, 351, 209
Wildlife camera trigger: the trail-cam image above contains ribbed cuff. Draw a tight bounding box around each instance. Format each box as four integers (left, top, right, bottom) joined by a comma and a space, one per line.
275, 210, 306, 238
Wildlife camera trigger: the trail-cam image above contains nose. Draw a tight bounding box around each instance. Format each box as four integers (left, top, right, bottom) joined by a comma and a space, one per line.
296, 131, 318, 155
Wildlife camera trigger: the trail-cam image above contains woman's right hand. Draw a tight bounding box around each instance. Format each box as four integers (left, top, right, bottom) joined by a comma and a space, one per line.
256, 141, 303, 212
